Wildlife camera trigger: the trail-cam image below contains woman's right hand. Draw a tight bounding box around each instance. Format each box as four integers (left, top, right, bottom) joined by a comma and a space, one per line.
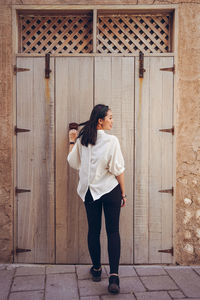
69, 129, 78, 142
121, 196, 127, 207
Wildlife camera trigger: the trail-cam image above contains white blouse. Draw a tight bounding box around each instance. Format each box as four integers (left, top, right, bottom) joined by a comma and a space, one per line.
67, 130, 125, 202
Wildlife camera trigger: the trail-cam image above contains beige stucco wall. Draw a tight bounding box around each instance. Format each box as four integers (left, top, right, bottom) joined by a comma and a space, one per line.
0, 0, 200, 264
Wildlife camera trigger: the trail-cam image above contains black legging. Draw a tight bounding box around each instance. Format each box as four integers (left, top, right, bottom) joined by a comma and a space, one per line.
84, 184, 121, 274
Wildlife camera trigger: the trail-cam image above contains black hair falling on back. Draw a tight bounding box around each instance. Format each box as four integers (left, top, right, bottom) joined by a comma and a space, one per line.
78, 104, 109, 147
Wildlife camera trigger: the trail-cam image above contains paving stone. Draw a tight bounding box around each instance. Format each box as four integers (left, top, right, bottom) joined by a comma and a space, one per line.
79, 278, 108, 296
80, 297, 100, 300
164, 266, 192, 270
165, 267, 200, 297
134, 266, 167, 276
15, 266, 45, 276
105, 265, 137, 277
140, 275, 178, 290
0, 268, 15, 276
11, 275, 45, 292
135, 291, 172, 300
5, 264, 20, 271
120, 277, 146, 293
9, 290, 44, 300
193, 266, 200, 276
76, 265, 107, 280
45, 273, 78, 300
46, 264, 75, 274
0, 264, 7, 270
168, 290, 186, 299
0, 270, 14, 300
3, 264, 17, 271
102, 293, 136, 299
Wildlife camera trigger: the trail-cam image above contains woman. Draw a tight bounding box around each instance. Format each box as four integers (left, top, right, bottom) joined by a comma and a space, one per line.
67, 104, 127, 294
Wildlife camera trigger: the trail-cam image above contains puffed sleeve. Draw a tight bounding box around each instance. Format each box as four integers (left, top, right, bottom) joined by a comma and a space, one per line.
108, 136, 125, 176
67, 138, 81, 170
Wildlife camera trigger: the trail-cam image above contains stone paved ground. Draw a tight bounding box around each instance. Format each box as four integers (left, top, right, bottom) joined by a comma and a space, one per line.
1, 264, 200, 300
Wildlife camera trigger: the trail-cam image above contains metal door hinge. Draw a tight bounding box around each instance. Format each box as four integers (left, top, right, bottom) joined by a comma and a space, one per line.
15, 126, 30, 135
160, 65, 175, 73
45, 53, 51, 78
14, 65, 30, 75
15, 188, 31, 194
13, 248, 31, 254
139, 51, 146, 78
159, 187, 174, 196
158, 247, 173, 256
159, 127, 174, 135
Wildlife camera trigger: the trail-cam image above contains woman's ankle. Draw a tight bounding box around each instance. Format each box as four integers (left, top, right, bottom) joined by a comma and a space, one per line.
93, 266, 102, 271
109, 273, 119, 277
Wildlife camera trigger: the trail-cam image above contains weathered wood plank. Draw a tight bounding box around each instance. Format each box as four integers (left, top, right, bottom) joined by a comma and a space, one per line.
95, 56, 134, 264
148, 57, 173, 263
149, 56, 163, 263
160, 57, 174, 263
55, 57, 93, 263
120, 57, 134, 264
17, 57, 55, 263
94, 57, 112, 263
134, 57, 150, 264
16, 53, 174, 57
78, 58, 94, 263
16, 58, 34, 263
13, 4, 176, 11
134, 56, 173, 264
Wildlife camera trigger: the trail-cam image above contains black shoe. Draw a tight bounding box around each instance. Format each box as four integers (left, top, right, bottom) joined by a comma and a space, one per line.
90, 266, 102, 282
108, 275, 120, 294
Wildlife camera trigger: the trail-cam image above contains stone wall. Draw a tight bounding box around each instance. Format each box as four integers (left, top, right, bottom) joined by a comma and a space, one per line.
175, 3, 200, 264
0, 0, 200, 264
0, 5, 13, 262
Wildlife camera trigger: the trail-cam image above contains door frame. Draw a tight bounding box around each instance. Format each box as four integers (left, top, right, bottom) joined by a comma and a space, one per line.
12, 5, 178, 264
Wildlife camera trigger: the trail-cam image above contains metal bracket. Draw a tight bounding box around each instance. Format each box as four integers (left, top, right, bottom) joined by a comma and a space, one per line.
45, 53, 52, 79
15, 188, 31, 194
160, 65, 175, 73
159, 127, 174, 135
139, 51, 146, 78
15, 248, 31, 254
15, 126, 31, 135
159, 187, 174, 196
14, 65, 30, 75
158, 247, 173, 256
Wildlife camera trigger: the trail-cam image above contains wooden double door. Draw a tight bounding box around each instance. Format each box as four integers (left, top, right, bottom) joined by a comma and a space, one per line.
15, 56, 174, 264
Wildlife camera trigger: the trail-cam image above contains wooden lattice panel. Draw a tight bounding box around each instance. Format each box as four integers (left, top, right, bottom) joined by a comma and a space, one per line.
97, 15, 170, 53
19, 16, 93, 54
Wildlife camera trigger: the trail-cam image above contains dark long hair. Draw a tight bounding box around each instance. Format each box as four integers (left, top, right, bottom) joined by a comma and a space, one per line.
78, 104, 109, 147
